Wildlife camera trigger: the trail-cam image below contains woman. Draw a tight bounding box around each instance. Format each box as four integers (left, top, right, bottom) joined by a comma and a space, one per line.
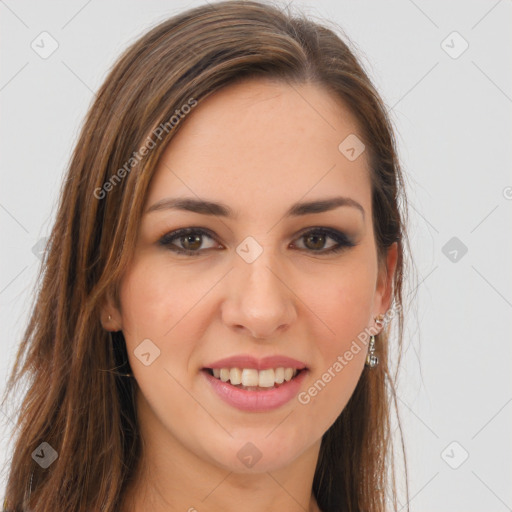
1, 1, 414, 510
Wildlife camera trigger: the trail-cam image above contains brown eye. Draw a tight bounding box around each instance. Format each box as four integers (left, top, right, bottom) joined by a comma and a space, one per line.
158, 228, 219, 255
180, 233, 203, 251
303, 232, 327, 251
293, 228, 355, 254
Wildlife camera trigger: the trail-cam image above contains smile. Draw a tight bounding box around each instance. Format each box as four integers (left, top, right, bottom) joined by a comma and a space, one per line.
205, 367, 301, 389
201, 366, 308, 412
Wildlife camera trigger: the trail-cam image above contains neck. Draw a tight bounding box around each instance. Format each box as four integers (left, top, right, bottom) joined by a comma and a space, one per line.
121, 468, 323, 512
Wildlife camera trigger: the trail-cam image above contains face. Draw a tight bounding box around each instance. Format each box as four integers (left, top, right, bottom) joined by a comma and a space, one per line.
105, 78, 397, 474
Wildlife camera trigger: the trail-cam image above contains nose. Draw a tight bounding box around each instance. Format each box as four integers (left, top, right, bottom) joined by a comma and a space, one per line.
221, 249, 297, 340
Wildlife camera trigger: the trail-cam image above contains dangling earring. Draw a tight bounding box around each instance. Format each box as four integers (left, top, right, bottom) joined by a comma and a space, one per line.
365, 335, 378, 368
365, 314, 384, 368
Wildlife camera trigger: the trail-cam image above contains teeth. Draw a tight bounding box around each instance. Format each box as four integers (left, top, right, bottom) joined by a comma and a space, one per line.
230, 368, 242, 385
210, 367, 300, 387
241, 369, 259, 387
258, 369, 275, 388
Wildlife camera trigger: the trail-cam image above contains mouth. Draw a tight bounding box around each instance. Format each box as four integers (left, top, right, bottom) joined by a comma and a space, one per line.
201, 365, 308, 412
202, 367, 305, 391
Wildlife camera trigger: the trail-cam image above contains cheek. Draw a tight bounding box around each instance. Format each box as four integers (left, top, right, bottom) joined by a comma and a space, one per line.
297, 262, 375, 425
118, 257, 227, 395
118, 259, 209, 340
118, 261, 210, 406
306, 259, 376, 350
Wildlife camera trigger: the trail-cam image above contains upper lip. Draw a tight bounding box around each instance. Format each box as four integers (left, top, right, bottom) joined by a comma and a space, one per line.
204, 355, 307, 371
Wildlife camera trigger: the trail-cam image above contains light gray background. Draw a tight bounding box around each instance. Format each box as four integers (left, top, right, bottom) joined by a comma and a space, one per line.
1, 1, 511, 510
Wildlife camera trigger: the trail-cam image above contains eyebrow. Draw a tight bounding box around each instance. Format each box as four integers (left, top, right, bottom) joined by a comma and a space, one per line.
145, 196, 365, 220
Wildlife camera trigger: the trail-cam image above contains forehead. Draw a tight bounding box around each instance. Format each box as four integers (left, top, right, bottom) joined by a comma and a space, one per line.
145, 78, 371, 222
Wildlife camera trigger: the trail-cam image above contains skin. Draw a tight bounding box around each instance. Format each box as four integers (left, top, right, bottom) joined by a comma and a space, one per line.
102, 77, 398, 512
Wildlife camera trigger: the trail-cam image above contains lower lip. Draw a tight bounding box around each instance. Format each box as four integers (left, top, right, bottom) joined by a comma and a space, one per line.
202, 369, 308, 412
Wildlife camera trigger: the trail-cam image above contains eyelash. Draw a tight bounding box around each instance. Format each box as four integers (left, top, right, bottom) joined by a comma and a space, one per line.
157, 227, 356, 256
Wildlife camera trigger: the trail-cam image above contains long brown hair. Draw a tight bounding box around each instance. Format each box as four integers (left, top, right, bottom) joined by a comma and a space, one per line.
1, 1, 415, 510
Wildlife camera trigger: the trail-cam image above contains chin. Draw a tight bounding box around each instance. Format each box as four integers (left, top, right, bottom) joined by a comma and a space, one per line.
200, 430, 313, 474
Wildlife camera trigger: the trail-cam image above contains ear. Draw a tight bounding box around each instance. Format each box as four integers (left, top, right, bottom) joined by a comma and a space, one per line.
99, 286, 123, 332
374, 241, 399, 317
